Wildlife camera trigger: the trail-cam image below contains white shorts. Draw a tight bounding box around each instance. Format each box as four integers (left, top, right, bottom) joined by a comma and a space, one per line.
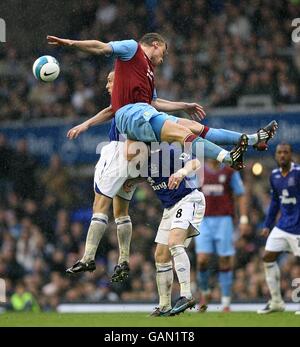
94, 141, 136, 201
155, 190, 206, 247
265, 226, 300, 256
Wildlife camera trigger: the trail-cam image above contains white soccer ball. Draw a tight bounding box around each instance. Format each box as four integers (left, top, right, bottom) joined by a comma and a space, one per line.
32, 55, 60, 82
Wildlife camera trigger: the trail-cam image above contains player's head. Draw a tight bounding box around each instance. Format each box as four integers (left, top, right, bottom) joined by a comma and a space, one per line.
106, 70, 114, 96
275, 143, 293, 168
139, 33, 167, 66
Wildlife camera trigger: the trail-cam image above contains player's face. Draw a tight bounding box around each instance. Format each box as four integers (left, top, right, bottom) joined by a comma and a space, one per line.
106, 72, 114, 95
275, 145, 292, 168
151, 42, 167, 66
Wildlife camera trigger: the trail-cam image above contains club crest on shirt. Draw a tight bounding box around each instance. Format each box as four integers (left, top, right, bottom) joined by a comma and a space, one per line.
219, 174, 226, 183
288, 177, 295, 187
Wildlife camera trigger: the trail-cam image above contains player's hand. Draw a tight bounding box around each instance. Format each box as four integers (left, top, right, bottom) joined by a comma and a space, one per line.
123, 179, 135, 193
261, 227, 270, 238
168, 170, 185, 190
67, 123, 89, 139
184, 103, 206, 121
47, 35, 73, 46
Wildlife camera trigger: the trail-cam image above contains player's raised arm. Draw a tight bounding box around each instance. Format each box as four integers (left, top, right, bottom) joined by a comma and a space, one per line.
47, 35, 112, 55
152, 98, 206, 121
67, 105, 114, 139
168, 159, 201, 190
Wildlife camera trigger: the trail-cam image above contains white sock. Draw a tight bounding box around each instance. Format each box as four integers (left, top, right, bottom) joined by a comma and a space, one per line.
156, 262, 173, 310
247, 133, 259, 145
115, 216, 132, 264
221, 296, 231, 308
264, 262, 283, 303
81, 213, 108, 262
170, 245, 192, 299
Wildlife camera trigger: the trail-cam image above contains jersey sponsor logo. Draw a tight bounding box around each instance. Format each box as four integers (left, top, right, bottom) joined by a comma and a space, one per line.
274, 175, 281, 179
280, 189, 297, 205
202, 184, 224, 196
147, 177, 168, 191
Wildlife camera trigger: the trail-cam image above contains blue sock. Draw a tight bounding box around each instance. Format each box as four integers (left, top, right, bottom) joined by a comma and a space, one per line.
197, 270, 209, 292
191, 137, 232, 164
218, 270, 233, 297
205, 128, 258, 146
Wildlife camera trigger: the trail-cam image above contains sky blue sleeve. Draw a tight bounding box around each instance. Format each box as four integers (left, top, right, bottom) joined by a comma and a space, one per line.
108, 39, 138, 61
230, 171, 245, 196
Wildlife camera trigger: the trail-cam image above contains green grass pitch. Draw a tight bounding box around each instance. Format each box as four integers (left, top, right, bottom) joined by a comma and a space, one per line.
1, 312, 300, 327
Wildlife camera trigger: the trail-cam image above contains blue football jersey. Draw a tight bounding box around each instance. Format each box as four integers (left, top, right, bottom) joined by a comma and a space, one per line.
147, 148, 198, 208
108, 117, 119, 141
264, 163, 300, 235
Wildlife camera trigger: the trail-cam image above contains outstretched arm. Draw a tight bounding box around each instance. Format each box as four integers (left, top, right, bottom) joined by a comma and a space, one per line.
67, 105, 114, 139
168, 159, 201, 189
152, 98, 206, 121
47, 35, 112, 55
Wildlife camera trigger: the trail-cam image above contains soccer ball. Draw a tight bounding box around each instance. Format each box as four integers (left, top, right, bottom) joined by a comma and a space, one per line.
32, 55, 60, 82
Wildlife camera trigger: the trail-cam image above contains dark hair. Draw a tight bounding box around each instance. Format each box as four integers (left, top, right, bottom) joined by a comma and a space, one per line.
276, 143, 293, 152
139, 33, 167, 48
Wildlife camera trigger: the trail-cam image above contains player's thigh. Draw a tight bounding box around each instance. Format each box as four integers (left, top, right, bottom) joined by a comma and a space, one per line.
214, 216, 235, 257
286, 232, 300, 257
113, 195, 130, 219
94, 142, 128, 199
170, 190, 205, 232
177, 118, 204, 136
195, 218, 214, 255
265, 227, 291, 254
155, 243, 171, 263
160, 120, 192, 144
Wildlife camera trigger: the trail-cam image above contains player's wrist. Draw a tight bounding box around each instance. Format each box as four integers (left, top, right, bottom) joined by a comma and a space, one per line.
239, 215, 249, 225
177, 168, 188, 178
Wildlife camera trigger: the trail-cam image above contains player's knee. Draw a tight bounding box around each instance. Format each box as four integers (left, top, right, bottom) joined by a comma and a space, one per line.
155, 247, 171, 263
219, 256, 232, 271
263, 251, 278, 263
197, 254, 209, 270
169, 244, 185, 258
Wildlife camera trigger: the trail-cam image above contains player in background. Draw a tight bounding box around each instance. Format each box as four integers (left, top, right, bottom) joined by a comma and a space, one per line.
65, 70, 207, 278
123, 147, 205, 316
47, 33, 278, 171
195, 159, 248, 312
258, 143, 300, 315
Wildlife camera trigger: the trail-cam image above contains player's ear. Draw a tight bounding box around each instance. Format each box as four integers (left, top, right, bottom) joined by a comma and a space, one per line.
153, 41, 159, 49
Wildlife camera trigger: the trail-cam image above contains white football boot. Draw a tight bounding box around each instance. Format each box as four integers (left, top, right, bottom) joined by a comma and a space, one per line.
257, 300, 285, 314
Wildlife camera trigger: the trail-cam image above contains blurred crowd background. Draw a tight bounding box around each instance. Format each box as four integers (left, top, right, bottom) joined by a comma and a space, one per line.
1, 0, 300, 312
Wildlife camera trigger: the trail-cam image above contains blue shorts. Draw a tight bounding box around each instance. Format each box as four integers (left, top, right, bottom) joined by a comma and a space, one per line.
115, 103, 178, 142
195, 216, 235, 256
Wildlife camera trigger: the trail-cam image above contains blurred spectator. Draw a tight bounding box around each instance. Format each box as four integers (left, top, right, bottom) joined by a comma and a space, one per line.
9, 282, 40, 312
